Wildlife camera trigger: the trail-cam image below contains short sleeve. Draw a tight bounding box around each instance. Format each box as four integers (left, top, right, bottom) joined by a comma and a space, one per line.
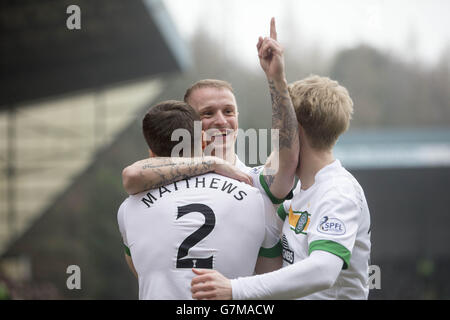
247, 165, 294, 205
276, 199, 291, 222
307, 189, 360, 269
117, 198, 131, 256
258, 193, 284, 258
247, 165, 265, 194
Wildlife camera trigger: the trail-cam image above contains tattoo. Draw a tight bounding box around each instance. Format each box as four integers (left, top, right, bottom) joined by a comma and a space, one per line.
268, 80, 299, 150
263, 174, 275, 189
140, 158, 215, 190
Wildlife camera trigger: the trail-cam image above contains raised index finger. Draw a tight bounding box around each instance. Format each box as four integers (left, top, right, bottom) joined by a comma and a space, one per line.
270, 17, 277, 40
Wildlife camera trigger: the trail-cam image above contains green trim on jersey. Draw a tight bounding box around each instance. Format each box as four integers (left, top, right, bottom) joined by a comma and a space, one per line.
259, 173, 293, 205
309, 240, 351, 270
258, 240, 282, 258
277, 205, 288, 221
124, 244, 131, 257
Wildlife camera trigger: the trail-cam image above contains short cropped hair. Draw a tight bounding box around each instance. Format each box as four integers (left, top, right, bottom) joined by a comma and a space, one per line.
288, 75, 353, 150
184, 79, 234, 104
142, 100, 200, 157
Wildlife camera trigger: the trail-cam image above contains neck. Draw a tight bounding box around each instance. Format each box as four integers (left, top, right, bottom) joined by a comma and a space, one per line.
296, 146, 335, 190
224, 148, 236, 165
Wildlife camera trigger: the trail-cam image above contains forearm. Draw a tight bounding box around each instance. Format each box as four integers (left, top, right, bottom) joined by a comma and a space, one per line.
231, 251, 342, 300
268, 77, 299, 157
262, 78, 299, 199
122, 156, 219, 195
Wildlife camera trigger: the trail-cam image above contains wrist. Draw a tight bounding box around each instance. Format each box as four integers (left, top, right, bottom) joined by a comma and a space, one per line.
226, 279, 233, 300
267, 75, 288, 87
205, 156, 224, 171
230, 279, 240, 300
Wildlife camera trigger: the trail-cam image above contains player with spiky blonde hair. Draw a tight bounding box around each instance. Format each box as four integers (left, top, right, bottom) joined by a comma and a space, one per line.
190, 74, 371, 300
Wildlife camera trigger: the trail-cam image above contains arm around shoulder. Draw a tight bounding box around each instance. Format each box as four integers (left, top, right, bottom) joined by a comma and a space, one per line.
122, 156, 253, 195
122, 163, 144, 195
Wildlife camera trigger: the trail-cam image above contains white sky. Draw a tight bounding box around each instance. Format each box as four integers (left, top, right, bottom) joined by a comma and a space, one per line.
164, 0, 450, 69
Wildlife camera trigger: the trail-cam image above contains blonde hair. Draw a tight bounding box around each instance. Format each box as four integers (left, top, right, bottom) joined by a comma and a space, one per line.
184, 79, 234, 104
288, 75, 353, 150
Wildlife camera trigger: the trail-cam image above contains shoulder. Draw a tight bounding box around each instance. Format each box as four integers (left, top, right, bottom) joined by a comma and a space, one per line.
118, 197, 131, 213
235, 158, 264, 176
249, 165, 264, 175
202, 172, 262, 202
317, 165, 363, 203
334, 174, 361, 197
312, 179, 365, 222
117, 197, 131, 225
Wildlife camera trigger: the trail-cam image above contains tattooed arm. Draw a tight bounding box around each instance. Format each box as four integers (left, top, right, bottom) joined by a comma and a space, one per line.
257, 18, 299, 199
122, 156, 252, 195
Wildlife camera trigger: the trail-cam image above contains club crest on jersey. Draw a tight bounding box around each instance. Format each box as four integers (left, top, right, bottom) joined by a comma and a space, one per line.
288, 205, 310, 235
318, 216, 346, 235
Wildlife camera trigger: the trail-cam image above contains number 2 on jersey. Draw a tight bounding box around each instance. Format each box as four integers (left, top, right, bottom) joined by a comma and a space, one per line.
176, 203, 215, 269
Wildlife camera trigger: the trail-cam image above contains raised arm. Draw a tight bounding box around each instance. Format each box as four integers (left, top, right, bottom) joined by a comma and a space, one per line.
122, 156, 252, 195
257, 18, 299, 200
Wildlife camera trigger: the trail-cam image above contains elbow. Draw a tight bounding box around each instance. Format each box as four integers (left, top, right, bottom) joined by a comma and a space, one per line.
314, 261, 340, 292
287, 153, 300, 173
286, 135, 300, 170
307, 272, 336, 294
276, 154, 299, 184
317, 273, 337, 292
122, 166, 140, 195
279, 152, 299, 175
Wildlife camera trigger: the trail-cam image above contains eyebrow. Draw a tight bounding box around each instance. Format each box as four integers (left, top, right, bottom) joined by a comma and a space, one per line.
200, 105, 236, 112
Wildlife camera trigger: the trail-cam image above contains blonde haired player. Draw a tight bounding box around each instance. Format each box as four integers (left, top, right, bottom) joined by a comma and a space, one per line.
190, 74, 371, 300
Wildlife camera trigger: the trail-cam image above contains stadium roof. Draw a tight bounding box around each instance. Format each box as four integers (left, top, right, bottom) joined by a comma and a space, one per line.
0, 0, 190, 109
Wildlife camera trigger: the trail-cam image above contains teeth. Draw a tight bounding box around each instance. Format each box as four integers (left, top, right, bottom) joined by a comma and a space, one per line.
213, 132, 228, 137
207, 129, 233, 138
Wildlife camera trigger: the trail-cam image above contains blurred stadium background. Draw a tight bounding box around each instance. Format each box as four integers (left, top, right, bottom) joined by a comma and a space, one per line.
0, 0, 449, 299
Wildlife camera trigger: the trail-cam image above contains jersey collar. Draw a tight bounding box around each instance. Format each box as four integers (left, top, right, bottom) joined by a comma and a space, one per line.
314, 159, 342, 183
297, 159, 342, 191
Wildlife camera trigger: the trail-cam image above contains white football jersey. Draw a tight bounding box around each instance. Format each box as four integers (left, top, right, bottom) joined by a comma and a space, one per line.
278, 160, 371, 299
235, 156, 293, 205
117, 173, 282, 300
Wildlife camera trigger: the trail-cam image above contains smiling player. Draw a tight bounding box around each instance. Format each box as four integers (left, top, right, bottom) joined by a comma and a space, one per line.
191, 74, 372, 300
